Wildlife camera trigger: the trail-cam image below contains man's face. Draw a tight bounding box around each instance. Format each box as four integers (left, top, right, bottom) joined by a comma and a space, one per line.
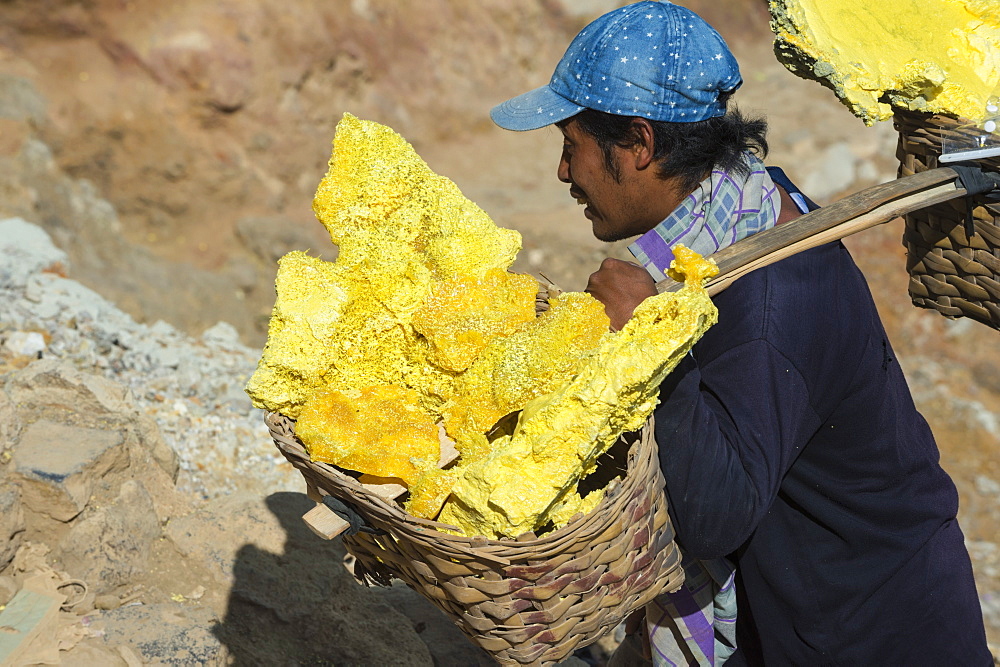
557, 119, 649, 242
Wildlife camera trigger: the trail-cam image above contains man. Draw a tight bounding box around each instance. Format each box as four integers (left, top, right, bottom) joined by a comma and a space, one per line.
490, 1, 992, 664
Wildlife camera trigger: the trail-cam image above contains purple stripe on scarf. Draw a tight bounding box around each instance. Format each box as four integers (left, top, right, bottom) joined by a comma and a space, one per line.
663, 585, 716, 660
633, 230, 675, 269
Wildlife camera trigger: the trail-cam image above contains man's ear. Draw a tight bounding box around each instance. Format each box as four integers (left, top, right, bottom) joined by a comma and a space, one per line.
629, 118, 656, 171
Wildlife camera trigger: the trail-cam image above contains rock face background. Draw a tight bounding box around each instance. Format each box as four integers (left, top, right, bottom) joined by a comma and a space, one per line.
0, 0, 998, 662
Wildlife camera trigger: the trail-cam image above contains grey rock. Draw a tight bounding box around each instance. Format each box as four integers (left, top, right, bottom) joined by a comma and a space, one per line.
0, 220, 291, 501
235, 215, 333, 265
975, 475, 1000, 497
373, 582, 494, 665
802, 142, 857, 202
201, 322, 242, 349
0, 75, 47, 123
5, 360, 179, 483
133, 413, 180, 482
10, 420, 127, 522
0, 217, 68, 289
3, 331, 46, 357
57, 480, 160, 595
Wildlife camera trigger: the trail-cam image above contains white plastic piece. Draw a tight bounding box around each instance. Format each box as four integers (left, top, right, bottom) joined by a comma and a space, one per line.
940, 112, 1000, 163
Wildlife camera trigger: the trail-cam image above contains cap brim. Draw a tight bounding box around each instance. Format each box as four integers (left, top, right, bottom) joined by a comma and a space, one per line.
490, 85, 585, 131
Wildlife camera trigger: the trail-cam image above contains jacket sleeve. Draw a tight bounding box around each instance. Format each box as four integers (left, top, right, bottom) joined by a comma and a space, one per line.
653, 339, 822, 559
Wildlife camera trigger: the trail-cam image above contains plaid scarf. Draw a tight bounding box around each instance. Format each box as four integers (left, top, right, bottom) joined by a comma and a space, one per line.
628, 153, 779, 282
628, 154, 781, 667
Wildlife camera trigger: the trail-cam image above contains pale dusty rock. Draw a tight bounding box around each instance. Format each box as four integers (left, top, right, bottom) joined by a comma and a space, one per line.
0, 575, 18, 605
170, 491, 435, 665
57, 480, 160, 595
165, 491, 288, 584
94, 594, 121, 611
10, 420, 128, 523
89, 603, 229, 666
6, 358, 135, 419
0, 385, 22, 452
55, 641, 130, 667
134, 413, 180, 483
0, 234, 291, 501
0, 481, 25, 569
3, 361, 187, 526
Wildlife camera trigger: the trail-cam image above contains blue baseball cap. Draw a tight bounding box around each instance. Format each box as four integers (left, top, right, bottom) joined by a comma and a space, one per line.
491, 1, 742, 131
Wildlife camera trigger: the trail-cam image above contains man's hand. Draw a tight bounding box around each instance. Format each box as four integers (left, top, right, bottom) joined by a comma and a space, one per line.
585, 258, 657, 331
624, 607, 651, 660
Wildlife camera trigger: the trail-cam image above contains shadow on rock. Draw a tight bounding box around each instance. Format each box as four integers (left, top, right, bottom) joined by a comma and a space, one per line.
212, 491, 434, 666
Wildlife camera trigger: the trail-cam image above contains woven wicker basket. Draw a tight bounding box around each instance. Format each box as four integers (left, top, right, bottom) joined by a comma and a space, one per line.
895, 109, 1000, 328
266, 412, 684, 666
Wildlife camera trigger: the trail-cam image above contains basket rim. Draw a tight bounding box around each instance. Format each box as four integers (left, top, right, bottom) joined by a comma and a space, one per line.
265, 410, 660, 556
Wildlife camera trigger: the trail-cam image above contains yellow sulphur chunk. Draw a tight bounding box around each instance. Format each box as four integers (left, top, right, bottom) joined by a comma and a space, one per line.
245, 113, 522, 417
405, 468, 460, 520
244, 251, 347, 416
412, 269, 539, 373
770, 0, 1000, 124
296, 385, 440, 485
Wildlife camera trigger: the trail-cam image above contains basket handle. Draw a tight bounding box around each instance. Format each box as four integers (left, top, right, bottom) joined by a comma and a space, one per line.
303, 502, 352, 540
656, 167, 969, 296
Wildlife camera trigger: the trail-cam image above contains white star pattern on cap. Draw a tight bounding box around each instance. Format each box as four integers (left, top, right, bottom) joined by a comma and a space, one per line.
490, 1, 742, 130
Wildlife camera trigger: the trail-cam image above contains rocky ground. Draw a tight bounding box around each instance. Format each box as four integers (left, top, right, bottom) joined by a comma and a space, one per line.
0, 0, 998, 664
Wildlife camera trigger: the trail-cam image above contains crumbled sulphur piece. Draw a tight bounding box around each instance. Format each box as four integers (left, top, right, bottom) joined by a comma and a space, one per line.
245, 113, 522, 417
770, 0, 1000, 124
412, 269, 539, 372
296, 385, 440, 485
438, 248, 719, 539
405, 468, 460, 520
243, 252, 347, 415
313, 113, 521, 281
443, 291, 610, 457
546, 488, 606, 528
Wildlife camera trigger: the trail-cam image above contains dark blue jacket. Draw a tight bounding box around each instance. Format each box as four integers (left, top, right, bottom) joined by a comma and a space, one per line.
653, 175, 991, 665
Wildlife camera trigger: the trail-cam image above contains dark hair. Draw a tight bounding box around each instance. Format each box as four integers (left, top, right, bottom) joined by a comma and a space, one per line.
570, 101, 769, 193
